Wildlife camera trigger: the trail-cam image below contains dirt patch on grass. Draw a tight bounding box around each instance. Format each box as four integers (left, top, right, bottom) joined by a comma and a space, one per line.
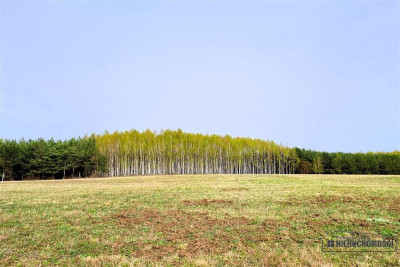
351, 218, 371, 227
106, 196, 399, 260
361, 196, 400, 212
388, 198, 400, 212
281, 195, 395, 207
111, 208, 280, 259
182, 199, 233, 206
221, 187, 249, 192
305, 219, 333, 230
262, 218, 291, 228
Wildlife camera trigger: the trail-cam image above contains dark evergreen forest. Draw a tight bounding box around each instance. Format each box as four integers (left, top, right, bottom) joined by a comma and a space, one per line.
0, 129, 399, 180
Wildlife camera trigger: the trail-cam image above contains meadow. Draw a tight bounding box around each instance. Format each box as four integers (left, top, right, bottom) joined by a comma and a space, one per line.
0, 174, 399, 266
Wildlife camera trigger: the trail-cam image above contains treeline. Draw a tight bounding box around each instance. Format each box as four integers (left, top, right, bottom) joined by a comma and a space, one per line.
96, 129, 299, 176
0, 129, 399, 180
0, 137, 106, 180
296, 148, 400, 175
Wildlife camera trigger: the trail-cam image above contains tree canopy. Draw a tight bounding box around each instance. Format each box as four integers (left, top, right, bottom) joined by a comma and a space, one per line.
0, 129, 399, 180
0, 136, 105, 180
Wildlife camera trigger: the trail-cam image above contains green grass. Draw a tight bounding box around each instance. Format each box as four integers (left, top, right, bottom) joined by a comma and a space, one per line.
0, 174, 399, 266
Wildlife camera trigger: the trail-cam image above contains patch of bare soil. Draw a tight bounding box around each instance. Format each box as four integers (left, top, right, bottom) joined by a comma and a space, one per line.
286, 195, 400, 213
361, 196, 400, 212
182, 199, 233, 206
389, 198, 400, 212
221, 188, 249, 192
350, 218, 371, 227
282, 195, 386, 206
111, 208, 282, 259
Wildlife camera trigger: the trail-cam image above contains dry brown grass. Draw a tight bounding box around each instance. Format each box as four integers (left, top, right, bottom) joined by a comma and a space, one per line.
0, 174, 399, 266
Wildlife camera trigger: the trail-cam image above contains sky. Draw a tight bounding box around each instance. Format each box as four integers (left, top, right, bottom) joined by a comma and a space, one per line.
0, 1, 399, 153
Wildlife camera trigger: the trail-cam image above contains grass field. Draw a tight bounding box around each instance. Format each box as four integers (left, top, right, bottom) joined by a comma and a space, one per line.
0, 174, 399, 266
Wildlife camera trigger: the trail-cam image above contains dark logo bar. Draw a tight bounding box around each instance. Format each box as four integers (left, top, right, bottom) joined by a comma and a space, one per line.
321, 231, 397, 252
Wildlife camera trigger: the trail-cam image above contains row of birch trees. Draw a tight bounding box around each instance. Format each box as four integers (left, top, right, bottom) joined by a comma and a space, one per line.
95, 129, 300, 176
2, 129, 399, 180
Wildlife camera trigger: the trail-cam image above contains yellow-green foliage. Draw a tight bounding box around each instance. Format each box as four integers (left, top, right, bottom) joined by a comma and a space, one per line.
95, 129, 300, 176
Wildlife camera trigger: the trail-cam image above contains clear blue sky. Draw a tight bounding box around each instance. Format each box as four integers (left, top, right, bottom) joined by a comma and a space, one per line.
0, 1, 398, 153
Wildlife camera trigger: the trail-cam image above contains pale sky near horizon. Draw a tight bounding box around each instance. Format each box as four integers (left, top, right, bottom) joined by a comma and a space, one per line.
0, 1, 399, 153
